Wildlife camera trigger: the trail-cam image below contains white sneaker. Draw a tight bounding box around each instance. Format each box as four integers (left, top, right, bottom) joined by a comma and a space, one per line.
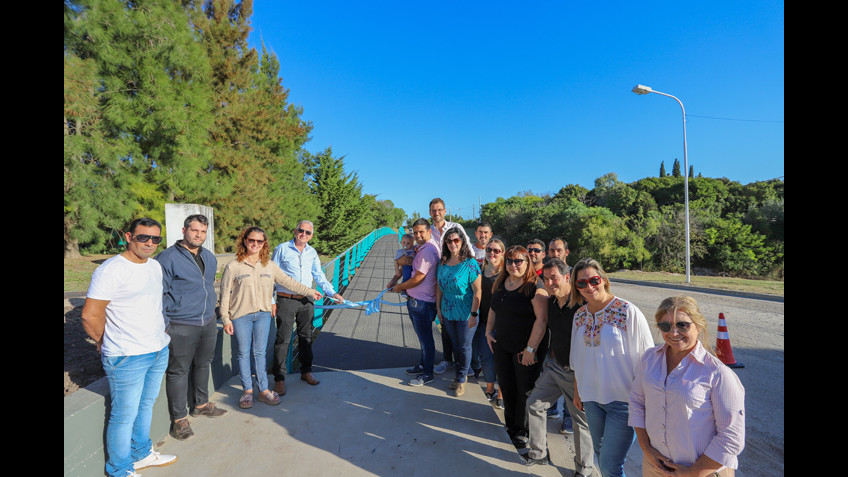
134, 450, 177, 470
434, 361, 449, 374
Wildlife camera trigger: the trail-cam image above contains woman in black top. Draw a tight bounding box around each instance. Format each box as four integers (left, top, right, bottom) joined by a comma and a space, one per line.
485, 245, 549, 446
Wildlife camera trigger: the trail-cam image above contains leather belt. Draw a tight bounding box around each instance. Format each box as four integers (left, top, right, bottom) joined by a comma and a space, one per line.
277, 292, 306, 300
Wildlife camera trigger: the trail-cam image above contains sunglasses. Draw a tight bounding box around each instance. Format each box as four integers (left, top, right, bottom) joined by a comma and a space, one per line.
446, 237, 462, 245
527, 247, 544, 254
485, 247, 503, 254
297, 228, 313, 236
575, 276, 602, 289
505, 258, 526, 266
656, 321, 693, 333
132, 234, 163, 244
246, 238, 265, 244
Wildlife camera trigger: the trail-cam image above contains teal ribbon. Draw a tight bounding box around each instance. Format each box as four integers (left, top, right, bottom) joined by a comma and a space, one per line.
313, 289, 407, 316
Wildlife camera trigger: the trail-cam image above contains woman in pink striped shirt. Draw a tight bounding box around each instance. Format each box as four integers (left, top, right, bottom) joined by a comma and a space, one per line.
629, 296, 746, 477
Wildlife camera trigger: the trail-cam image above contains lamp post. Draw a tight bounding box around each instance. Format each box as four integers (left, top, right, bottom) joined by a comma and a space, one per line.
632, 84, 691, 283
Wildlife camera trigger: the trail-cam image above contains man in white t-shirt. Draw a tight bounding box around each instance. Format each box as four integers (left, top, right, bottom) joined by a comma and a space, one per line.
82, 217, 177, 477
470, 221, 493, 265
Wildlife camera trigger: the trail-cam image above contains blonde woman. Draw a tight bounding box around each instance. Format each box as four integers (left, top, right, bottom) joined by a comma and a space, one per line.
629, 296, 745, 477
475, 238, 505, 405
219, 227, 321, 409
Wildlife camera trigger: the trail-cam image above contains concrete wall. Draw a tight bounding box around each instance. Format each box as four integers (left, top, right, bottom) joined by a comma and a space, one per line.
164, 203, 214, 251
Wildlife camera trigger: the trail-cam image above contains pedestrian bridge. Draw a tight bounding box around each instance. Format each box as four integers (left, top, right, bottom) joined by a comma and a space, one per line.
64, 229, 643, 477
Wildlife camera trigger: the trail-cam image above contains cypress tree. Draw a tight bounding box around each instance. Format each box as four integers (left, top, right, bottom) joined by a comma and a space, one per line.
672, 158, 682, 177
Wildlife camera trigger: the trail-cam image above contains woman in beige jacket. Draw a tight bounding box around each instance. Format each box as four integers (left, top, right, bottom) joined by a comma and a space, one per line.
220, 226, 322, 409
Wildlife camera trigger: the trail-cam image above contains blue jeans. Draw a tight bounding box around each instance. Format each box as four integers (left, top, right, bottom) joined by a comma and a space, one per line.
102, 345, 169, 477
232, 311, 273, 392
470, 321, 496, 383
443, 319, 478, 383
583, 400, 636, 477
407, 297, 437, 377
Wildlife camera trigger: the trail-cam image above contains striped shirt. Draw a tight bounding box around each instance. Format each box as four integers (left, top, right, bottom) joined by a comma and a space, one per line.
628, 341, 746, 469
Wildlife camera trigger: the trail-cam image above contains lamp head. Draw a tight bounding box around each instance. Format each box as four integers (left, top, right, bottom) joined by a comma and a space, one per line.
632, 84, 653, 95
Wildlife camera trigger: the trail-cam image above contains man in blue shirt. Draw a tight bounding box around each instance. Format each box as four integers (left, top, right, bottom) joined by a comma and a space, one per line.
271, 220, 344, 396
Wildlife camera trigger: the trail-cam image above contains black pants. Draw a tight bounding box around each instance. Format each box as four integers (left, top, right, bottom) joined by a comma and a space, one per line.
165, 319, 218, 421
273, 296, 314, 381
492, 340, 545, 437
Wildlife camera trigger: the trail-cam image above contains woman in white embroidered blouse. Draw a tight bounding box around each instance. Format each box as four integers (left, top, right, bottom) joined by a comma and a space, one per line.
629, 296, 745, 477
568, 258, 653, 477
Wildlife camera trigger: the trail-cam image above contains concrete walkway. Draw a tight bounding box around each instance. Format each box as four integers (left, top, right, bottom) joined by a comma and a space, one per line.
144, 235, 643, 476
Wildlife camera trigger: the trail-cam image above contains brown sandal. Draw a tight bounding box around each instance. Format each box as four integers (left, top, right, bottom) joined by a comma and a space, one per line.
257, 390, 280, 406
239, 392, 253, 409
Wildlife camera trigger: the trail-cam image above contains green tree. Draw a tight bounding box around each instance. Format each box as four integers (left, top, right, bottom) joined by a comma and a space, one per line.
672, 158, 681, 177
189, 0, 315, 250
304, 148, 373, 254
64, 0, 218, 256
659, 161, 667, 178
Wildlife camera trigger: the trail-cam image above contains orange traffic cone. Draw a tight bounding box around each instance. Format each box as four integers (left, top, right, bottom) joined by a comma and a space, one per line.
715, 313, 744, 368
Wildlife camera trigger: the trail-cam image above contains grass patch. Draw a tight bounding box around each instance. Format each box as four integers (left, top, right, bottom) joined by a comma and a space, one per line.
65, 254, 113, 293
607, 270, 783, 297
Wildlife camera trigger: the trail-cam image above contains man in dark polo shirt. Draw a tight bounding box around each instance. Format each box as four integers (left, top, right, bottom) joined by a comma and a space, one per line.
523, 258, 594, 475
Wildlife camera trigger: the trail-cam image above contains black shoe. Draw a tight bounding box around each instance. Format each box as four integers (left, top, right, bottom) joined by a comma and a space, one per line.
170, 418, 194, 440
510, 434, 529, 449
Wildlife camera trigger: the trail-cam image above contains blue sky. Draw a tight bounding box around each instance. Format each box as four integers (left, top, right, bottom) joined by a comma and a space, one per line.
249, 1, 784, 220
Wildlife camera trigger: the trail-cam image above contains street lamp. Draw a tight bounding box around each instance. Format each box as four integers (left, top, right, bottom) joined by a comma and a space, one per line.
632, 84, 691, 283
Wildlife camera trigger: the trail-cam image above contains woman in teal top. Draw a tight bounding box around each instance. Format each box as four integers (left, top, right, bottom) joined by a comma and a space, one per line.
436, 226, 482, 397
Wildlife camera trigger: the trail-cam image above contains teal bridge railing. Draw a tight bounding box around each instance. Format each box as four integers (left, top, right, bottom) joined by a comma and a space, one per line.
284, 226, 402, 372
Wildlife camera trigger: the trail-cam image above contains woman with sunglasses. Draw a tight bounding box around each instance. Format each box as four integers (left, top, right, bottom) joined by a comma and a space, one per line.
568, 257, 653, 477
629, 297, 745, 477
486, 245, 549, 448
473, 238, 506, 406
219, 226, 322, 410
436, 226, 482, 396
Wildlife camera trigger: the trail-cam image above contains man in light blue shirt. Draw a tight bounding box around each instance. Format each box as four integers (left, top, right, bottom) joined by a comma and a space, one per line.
271, 220, 344, 396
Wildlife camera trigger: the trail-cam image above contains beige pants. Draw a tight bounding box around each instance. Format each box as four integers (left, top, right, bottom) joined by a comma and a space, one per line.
642, 455, 734, 477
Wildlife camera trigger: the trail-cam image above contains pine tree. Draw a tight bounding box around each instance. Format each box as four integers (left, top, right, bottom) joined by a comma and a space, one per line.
689, 165, 695, 178
659, 161, 667, 178
64, 0, 217, 256
305, 148, 373, 254
188, 0, 316, 250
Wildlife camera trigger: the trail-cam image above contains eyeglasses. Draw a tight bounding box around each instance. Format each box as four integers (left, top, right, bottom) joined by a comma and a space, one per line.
132, 234, 162, 244
446, 237, 461, 245
246, 238, 265, 244
485, 247, 503, 254
505, 258, 526, 266
527, 247, 544, 254
656, 321, 693, 333
297, 228, 313, 236
574, 276, 602, 289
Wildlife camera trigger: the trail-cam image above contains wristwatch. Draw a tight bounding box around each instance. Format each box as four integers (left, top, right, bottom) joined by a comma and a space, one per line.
525, 345, 536, 354
470, 311, 479, 317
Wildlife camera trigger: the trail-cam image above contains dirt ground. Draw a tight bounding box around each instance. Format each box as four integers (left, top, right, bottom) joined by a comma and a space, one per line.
64, 296, 104, 396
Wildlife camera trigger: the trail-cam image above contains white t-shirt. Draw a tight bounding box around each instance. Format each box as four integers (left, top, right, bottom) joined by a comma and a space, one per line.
471, 244, 486, 261
87, 254, 170, 357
